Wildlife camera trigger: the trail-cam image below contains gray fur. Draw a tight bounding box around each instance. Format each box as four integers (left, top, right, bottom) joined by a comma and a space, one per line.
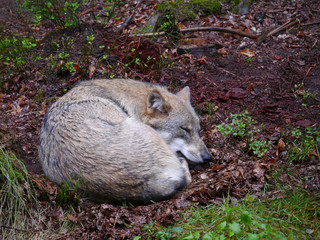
39, 79, 211, 203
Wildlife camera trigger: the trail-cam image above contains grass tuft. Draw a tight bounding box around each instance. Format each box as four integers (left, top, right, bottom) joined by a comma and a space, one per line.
0, 147, 35, 237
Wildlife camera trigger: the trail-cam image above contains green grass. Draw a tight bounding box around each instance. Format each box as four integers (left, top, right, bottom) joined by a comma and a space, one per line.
0, 146, 36, 238
139, 190, 320, 239
0, 146, 65, 239
287, 126, 320, 163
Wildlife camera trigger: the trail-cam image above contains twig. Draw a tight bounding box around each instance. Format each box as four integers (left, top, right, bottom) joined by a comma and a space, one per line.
312, 39, 318, 49
257, 18, 299, 44
266, 18, 300, 37
301, 21, 320, 26
130, 31, 166, 37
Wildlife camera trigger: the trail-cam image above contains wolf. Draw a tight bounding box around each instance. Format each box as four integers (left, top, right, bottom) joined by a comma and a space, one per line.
39, 79, 212, 203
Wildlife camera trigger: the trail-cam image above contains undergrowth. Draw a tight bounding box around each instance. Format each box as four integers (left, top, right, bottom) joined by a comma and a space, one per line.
156, 0, 221, 39
216, 110, 271, 158
0, 146, 36, 238
0, 146, 82, 239
287, 126, 320, 163
0, 35, 39, 81
139, 191, 320, 239
21, 0, 84, 28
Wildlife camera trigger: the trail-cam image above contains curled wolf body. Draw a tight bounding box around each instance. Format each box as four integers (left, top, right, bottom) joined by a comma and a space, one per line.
39, 79, 212, 203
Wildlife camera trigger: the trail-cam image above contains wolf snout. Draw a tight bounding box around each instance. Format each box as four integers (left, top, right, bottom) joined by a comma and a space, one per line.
201, 150, 213, 162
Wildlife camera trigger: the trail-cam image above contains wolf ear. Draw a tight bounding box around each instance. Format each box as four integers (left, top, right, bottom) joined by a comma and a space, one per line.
176, 86, 190, 102
147, 89, 171, 114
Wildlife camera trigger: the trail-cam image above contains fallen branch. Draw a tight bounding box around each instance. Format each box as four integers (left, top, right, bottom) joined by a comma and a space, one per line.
180, 27, 259, 38
130, 18, 302, 44
131, 26, 259, 39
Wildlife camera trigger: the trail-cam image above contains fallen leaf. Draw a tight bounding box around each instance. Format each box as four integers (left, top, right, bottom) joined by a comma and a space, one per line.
177, 23, 185, 29
195, 56, 208, 65
200, 173, 208, 179
73, 63, 80, 72
240, 48, 255, 58
217, 48, 227, 55
49, 208, 64, 221
68, 214, 79, 224
227, 88, 247, 99
274, 55, 283, 60
277, 139, 285, 151
296, 119, 314, 128
178, 38, 207, 46
89, 65, 96, 78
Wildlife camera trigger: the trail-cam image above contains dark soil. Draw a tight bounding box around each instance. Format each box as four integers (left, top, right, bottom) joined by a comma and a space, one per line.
0, 0, 319, 239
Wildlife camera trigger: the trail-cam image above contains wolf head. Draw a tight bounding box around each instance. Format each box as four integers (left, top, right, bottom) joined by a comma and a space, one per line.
145, 86, 212, 164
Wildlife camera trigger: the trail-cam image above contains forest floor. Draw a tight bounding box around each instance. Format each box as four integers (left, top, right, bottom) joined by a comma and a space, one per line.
0, 0, 319, 239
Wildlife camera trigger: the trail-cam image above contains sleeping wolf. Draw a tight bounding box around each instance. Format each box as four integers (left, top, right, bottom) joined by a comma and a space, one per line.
39, 79, 212, 203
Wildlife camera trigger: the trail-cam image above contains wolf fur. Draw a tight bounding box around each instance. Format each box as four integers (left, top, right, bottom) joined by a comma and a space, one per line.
39, 79, 212, 203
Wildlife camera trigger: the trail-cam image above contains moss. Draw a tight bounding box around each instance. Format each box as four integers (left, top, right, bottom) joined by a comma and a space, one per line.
190, 0, 222, 15
157, 0, 196, 21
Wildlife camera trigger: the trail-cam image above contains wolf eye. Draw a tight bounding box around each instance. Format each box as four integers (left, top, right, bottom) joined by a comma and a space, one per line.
181, 126, 191, 134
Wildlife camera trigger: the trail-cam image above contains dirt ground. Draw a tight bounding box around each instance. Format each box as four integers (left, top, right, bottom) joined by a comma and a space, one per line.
0, 0, 319, 238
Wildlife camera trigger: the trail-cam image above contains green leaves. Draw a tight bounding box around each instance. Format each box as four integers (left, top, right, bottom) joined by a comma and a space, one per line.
288, 126, 320, 163
240, 211, 252, 225
22, 0, 83, 28
229, 222, 241, 236
217, 111, 271, 158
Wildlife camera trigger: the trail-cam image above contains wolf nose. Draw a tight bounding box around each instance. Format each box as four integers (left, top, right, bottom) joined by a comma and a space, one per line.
201, 151, 213, 162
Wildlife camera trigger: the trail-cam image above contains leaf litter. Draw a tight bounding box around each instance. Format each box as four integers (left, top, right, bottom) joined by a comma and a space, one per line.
0, 0, 319, 238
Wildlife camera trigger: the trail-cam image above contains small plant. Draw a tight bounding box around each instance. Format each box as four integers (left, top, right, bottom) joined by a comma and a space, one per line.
0, 36, 38, 76
217, 111, 271, 157
45, 49, 76, 74
217, 111, 257, 138
142, 223, 185, 240
204, 102, 219, 116
249, 139, 270, 158
101, 0, 125, 25
197, 102, 219, 122
21, 0, 85, 28
63, 61, 76, 73
244, 56, 254, 66
292, 82, 313, 107
287, 126, 320, 163
55, 178, 80, 208
86, 34, 95, 45
159, 14, 181, 41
